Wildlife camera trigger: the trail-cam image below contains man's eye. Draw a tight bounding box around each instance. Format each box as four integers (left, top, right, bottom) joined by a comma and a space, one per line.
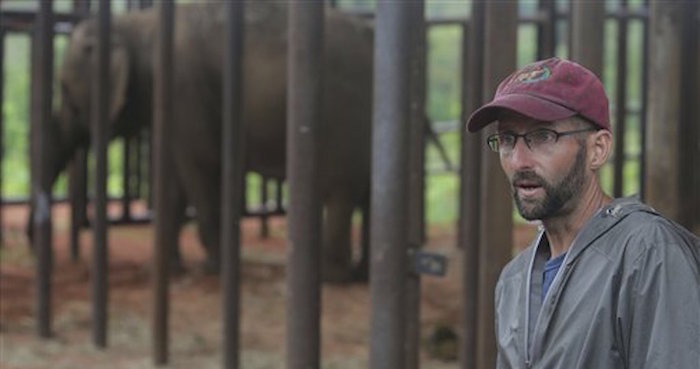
499, 135, 516, 145
529, 131, 554, 143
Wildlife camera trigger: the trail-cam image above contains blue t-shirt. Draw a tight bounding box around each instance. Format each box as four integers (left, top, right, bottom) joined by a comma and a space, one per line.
542, 253, 566, 301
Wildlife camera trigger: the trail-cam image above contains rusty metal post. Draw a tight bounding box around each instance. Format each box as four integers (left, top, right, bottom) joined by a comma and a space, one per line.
613, 0, 629, 198
286, 2, 323, 368
126, 0, 138, 11
645, 0, 689, 224
152, 0, 174, 364
0, 28, 4, 246
91, 0, 111, 349
678, 0, 699, 230
140, 0, 154, 9
639, 0, 650, 200
570, 1, 605, 76
458, 2, 485, 368
537, 0, 556, 59
694, 2, 700, 233
73, 0, 91, 17
31, 0, 54, 339
405, 2, 425, 368
369, 2, 412, 368
221, 1, 245, 368
68, 0, 91, 265
477, 2, 517, 368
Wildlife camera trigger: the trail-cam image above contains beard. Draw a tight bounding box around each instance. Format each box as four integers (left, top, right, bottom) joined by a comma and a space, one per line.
512, 145, 587, 221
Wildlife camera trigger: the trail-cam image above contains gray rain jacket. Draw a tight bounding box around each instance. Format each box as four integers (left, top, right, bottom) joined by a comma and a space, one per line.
495, 197, 700, 369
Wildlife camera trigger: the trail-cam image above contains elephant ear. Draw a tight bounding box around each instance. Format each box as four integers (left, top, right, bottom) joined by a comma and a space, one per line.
109, 43, 129, 124
81, 33, 130, 124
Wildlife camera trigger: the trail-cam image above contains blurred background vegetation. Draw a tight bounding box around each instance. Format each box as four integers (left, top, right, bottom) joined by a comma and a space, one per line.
1, 0, 646, 226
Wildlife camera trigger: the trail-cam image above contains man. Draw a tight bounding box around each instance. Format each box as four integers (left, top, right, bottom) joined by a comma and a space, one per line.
466, 57, 700, 369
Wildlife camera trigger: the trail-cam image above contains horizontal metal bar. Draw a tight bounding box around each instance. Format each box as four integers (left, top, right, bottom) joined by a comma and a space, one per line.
1, 10, 83, 34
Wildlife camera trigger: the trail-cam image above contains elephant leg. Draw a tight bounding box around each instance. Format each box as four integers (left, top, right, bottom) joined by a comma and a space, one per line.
322, 191, 355, 283
354, 197, 370, 281
169, 182, 188, 274
173, 153, 222, 274
156, 171, 188, 274
197, 202, 221, 274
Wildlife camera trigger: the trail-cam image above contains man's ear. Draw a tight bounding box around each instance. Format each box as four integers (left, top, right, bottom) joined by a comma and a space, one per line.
589, 129, 612, 170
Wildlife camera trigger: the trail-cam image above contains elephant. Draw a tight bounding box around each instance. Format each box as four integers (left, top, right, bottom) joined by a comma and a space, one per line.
35, 2, 374, 282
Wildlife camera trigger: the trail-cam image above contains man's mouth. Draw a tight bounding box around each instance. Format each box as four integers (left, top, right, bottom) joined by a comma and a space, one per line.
513, 181, 544, 198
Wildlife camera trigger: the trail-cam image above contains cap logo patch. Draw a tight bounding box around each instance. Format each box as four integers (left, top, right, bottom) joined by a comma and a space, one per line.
514, 66, 551, 84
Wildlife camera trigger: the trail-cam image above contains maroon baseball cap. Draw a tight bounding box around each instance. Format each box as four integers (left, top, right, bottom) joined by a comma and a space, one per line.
466, 57, 610, 132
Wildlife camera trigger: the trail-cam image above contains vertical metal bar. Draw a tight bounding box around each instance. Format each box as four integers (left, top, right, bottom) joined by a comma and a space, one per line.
537, 0, 556, 59
134, 134, 142, 199
140, 0, 154, 10
477, 2, 517, 368
458, 2, 485, 368
645, 0, 684, 222
678, 0, 699, 229
639, 0, 650, 201
69, 149, 88, 261
221, 1, 245, 368
694, 3, 700, 231
570, 0, 605, 76
153, 0, 174, 364
614, 0, 628, 197
73, 0, 91, 17
370, 2, 412, 368
122, 137, 132, 221
286, 2, 323, 368
405, 2, 425, 368
276, 178, 284, 212
144, 128, 153, 209
0, 28, 4, 246
91, 0, 111, 349
260, 176, 269, 238
31, 0, 55, 339
69, 0, 92, 262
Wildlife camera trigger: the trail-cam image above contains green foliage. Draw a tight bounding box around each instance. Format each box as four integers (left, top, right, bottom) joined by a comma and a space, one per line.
427, 25, 462, 122
3, 35, 31, 198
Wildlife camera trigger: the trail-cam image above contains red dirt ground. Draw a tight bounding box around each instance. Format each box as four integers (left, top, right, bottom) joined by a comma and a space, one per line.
0, 201, 537, 369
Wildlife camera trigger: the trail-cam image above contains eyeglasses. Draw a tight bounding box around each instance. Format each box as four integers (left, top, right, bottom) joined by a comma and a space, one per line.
486, 127, 597, 153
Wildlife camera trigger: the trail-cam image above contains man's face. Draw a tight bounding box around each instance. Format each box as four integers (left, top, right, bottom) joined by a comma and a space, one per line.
496, 113, 589, 221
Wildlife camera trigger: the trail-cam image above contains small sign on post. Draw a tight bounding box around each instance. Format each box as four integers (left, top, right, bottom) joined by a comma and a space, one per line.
411, 249, 448, 277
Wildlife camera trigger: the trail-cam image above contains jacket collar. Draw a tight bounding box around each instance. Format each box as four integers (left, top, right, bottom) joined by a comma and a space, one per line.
563, 195, 657, 264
